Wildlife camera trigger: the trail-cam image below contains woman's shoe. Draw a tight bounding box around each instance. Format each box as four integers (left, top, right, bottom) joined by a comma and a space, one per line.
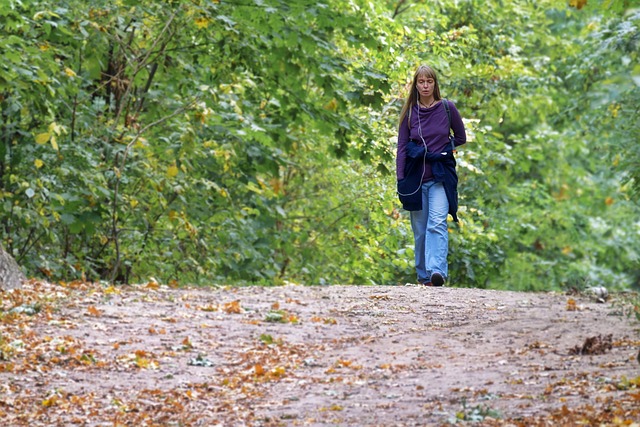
430, 272, 445, 287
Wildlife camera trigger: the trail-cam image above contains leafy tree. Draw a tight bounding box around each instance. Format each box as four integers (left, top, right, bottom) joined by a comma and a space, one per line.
0, 0, 391, 284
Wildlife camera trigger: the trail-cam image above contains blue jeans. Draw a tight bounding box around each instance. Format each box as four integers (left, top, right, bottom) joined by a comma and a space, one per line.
410, 181, 449, 283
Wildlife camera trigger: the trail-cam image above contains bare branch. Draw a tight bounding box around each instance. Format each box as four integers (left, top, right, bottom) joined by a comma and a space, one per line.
392, 0, 411, 19
112, 7, 181, 129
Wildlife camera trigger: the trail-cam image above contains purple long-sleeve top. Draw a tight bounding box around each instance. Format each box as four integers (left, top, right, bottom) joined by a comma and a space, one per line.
396, 100, 466, 181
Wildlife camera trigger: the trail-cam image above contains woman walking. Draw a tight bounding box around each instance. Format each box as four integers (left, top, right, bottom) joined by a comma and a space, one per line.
396, 65, 466, 286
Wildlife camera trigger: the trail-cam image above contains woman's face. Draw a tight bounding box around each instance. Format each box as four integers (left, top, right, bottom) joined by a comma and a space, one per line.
415, 74, 435, 98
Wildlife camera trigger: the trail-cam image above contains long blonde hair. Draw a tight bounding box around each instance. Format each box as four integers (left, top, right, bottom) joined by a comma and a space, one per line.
398, 65, 442, 128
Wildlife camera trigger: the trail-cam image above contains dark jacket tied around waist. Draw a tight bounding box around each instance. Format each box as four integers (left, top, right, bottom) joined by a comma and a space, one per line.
397, 140, 459, 222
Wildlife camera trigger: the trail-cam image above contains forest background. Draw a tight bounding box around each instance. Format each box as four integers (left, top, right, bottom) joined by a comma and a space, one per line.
1, 0, 638, 292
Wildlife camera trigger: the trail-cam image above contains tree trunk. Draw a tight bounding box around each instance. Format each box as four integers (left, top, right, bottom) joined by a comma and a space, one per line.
0, 244, 24, 290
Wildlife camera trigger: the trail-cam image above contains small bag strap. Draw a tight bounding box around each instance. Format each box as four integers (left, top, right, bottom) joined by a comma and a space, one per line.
442, 99, 455, 151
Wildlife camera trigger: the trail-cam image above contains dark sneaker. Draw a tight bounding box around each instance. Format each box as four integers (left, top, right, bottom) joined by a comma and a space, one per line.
430, 272, 445, 287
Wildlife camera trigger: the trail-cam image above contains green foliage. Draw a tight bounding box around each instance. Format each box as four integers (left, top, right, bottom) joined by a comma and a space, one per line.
0, 0, 390, 284
449, 399, 502, 424
0, 0, 638, 290
612, 292, 640, 323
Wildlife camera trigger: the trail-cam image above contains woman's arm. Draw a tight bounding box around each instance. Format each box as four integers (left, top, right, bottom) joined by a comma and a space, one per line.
449, 101, 467, 147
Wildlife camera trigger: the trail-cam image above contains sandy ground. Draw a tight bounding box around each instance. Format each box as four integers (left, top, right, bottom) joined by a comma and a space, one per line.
1, 282, 639, 426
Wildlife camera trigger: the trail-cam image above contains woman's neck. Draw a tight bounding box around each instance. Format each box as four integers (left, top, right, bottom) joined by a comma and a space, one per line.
419, 96, 435, 108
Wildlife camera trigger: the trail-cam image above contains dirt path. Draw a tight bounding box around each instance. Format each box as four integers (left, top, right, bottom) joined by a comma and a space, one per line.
1, 281, 639, 426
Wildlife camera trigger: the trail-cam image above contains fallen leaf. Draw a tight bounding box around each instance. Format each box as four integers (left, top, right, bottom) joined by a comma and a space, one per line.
570, 334, 613, 355
223, 300, 242, 314
254, 364, 265, 376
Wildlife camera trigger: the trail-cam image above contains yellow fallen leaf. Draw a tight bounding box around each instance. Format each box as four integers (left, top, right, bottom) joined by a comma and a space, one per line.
271, 366, 286, 377
104, 285, 121, 295
34, 159, 44, 168
135, 357, 157, 369
42, 396, 58, 407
